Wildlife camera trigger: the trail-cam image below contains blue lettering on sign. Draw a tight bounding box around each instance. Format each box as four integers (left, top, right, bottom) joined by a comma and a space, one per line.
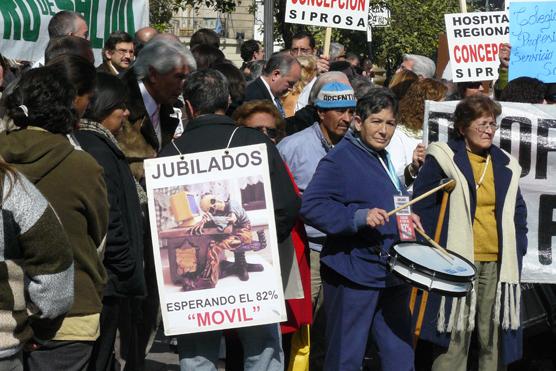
509, 1, 556, 83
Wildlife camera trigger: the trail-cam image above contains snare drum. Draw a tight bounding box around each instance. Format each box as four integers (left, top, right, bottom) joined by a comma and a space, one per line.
388, 242, 476, 297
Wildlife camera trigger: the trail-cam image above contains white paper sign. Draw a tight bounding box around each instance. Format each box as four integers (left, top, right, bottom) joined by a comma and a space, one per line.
423, 100, 556, 283
145, 144, 287, 335
444, 11, 510, 82
285, 0, 369, 31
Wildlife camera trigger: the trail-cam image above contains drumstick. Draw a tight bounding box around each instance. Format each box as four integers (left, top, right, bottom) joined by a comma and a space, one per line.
386, 179, 455, 217
414, 227, 454, 263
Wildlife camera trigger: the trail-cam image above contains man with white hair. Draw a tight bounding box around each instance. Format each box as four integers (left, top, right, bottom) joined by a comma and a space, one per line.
116, 38, 197, 182
398, 53, 436, 78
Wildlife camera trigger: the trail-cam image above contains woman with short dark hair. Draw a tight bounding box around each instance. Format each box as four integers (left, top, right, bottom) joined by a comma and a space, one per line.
0, 66, 109, 370
75, 72, 146, 371
412, 95, 527, 370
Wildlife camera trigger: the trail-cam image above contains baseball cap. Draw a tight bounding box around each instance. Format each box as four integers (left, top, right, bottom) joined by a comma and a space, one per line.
314, 82, 356, 109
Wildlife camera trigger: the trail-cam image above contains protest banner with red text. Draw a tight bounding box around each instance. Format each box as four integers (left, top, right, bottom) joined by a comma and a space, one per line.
145, 144, 287, 335
445, 11, 510, 82
285, 0, 369, 31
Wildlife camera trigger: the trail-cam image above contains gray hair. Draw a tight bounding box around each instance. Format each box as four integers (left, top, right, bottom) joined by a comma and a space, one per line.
263, 52, 299, 77
330, 42, 345, 60
350, 75, 375, 100
134, 39, 197, 80
404, 54, 436, 78
48, 11, 85, 38
308, 71, 350, 105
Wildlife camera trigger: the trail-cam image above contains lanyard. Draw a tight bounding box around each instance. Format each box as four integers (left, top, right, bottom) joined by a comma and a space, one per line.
378, 152, 402, 194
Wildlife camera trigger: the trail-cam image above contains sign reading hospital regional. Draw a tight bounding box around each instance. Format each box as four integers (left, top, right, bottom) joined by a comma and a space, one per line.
0, 0, 148, 62
445, 11, 510, 82
285, 0, 369, 31
423, 101, 556, 284
145, 144, 287, 335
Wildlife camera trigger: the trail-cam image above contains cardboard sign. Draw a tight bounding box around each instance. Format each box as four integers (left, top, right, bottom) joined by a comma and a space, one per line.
145, 144, 287, 335
285, 0, 369, 31
445, 11, 510, 82
509, 1, 556, 83
423, 100, 556, 283
0, 0, 148, 63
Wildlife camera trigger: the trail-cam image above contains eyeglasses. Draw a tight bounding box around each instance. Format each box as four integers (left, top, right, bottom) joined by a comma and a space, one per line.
253, 126, 278, 139
208, 198, 217, 214
290, 47, 312, 56
474, 122, 498, 133
114, 48, 134, 56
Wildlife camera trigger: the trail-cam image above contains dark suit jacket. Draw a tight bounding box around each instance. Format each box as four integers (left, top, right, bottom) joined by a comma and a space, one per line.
244, 76, 274, 103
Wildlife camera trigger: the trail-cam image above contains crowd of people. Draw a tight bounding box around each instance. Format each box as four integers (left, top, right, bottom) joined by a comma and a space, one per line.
1, 8, 555, 371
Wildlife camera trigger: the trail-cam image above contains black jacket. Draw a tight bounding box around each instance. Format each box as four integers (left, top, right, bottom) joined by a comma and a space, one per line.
285, 105, 318, 135
244, 77, 274, 103
159, 114, 300, 243
75, 129, 147, 298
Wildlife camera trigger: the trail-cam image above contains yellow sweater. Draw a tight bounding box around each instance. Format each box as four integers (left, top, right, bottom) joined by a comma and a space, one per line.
468, 151, 499, 261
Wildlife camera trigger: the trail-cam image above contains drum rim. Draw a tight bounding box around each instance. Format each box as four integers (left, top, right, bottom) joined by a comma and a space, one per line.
390, 270, 471, 297
390, 241, 477, 282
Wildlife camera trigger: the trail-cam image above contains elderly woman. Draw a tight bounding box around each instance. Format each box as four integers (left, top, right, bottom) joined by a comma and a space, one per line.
74, 72, 146, 371
0, 66, 108, 369
412, 95, 527, 370
301, 88, 421, 371
232, 99, 285, 143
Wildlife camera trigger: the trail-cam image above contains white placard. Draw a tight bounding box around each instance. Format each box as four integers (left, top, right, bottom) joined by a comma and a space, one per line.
0, 0, 148, 63
145, 144, 287, 335
444, 11, 510, 82
285, 0, 369, 31
423, 100, 556, 283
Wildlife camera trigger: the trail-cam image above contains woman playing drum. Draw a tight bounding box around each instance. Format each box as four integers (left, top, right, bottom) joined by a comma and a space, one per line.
301, 88, 422, 371
412, 95, 528, 370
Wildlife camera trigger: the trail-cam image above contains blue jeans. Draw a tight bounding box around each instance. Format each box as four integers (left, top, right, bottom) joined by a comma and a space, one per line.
177, 323, 283, 371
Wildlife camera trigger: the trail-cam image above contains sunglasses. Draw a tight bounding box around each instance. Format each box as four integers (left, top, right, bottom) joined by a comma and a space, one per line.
253, 126, 278, 139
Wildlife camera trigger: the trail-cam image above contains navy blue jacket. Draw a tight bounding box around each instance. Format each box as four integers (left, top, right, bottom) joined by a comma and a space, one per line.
300, 131, 406, 288
412, 138, 528, 365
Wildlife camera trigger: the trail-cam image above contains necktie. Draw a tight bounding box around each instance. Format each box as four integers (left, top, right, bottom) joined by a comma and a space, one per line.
274, 97, 285, 118
152, 106, 161, 145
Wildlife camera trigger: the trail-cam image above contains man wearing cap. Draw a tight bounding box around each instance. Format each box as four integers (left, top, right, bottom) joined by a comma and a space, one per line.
277, 81, 356, 370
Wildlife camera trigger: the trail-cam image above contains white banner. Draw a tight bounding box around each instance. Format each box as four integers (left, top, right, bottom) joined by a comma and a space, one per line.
285, 0, 369, 31
145, 144, 287, 335
0, 0, 148, 63
423, 100, 556, 283
444, 11, 510, 82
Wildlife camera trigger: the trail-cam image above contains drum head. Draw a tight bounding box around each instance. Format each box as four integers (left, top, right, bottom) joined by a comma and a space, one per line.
391, 242, 476, 282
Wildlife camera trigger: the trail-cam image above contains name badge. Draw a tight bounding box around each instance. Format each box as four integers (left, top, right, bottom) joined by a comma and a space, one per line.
393, 195, 415, 241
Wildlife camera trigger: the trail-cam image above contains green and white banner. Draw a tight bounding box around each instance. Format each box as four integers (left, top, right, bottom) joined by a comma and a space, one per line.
0, 0, 148, 62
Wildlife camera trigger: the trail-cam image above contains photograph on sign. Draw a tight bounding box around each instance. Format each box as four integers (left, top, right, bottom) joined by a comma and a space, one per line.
509, 1, 556, 83
423, 100, 556, 284
444, 11, 510, 83
285, 0, 369, 31
145, 144, 287, 335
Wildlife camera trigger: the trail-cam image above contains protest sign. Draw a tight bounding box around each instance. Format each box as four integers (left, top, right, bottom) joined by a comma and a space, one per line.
368, 4, 390, 27
285, 0, 369, 31
423, 100, 556, 283
445, 11, 510, 82
0, 0, 148, 63
145, 144, 287, 335
509, 1, 556, 83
